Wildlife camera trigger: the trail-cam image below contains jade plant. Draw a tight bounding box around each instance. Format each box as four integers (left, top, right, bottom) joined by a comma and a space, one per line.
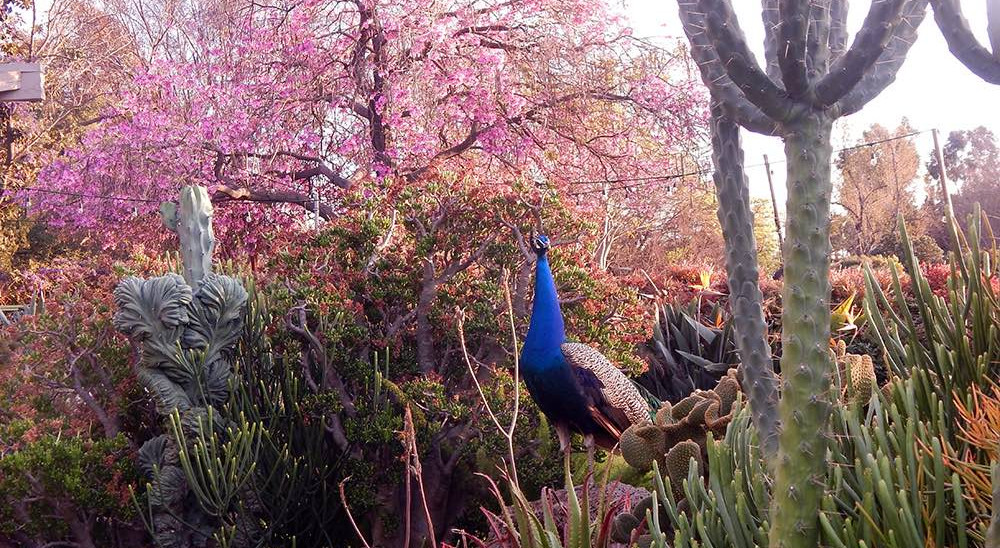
114, 186, 251, 547
675, 1, 930, 544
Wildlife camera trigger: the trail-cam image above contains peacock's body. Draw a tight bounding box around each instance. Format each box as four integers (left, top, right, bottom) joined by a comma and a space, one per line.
520, 235, 649, 461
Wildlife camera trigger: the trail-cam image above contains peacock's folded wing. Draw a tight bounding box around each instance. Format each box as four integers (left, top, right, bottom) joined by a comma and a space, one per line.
561, 342, 651, 438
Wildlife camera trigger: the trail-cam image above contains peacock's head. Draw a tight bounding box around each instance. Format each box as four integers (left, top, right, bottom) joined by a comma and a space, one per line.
531, 234, 551, 256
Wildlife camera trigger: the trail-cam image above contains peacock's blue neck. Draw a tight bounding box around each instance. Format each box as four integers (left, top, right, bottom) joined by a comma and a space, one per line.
523, 254, 566, 363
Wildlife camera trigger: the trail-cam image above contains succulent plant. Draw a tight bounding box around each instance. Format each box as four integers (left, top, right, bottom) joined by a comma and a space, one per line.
621, 371, 740, 473
115, 186, 252, 548
832, 339, 877, 406
637, 301, 742, 404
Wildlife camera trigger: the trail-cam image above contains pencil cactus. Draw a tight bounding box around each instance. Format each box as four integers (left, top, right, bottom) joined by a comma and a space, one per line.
114, 185, 250, 547
675, 1, 929, 544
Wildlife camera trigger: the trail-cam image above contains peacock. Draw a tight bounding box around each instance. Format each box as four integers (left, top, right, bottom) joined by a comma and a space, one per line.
520, 235, 652, 469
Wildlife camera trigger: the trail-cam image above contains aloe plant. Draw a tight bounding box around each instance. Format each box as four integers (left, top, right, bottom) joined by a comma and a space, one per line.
637, 301, 740, 403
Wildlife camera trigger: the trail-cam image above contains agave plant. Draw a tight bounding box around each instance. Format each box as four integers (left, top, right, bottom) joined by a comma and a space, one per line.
637, 301, 740, 403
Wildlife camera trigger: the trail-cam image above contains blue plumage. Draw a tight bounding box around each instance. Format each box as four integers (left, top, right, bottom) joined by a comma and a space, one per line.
520, 235, 647, 457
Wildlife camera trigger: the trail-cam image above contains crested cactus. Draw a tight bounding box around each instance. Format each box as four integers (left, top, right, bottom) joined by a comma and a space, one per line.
675, 1, 929, 544
114, 185, 251, 547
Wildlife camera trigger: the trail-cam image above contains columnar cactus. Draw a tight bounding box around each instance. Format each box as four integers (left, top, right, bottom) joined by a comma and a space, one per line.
710, 103, 780, 459
930, 0, 1000, 84
675, 1, 928, 545
114, 185, 250, 547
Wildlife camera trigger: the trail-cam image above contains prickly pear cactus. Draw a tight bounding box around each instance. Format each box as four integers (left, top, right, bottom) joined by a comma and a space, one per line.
114, 186, 250, 548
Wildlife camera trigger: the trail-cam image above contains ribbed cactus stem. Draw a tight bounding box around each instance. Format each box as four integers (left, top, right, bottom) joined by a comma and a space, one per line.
178, 185, 215, 287
710, 105, 779, 460
769, 114, 835, 548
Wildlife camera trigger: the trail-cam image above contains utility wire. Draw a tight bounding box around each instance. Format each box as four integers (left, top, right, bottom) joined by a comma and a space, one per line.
4, 128, 934, 206
569, 128, 932, 196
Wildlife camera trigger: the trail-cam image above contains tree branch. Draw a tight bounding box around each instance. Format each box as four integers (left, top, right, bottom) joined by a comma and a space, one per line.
211, 186, 340, 220
814, 0, 908, 107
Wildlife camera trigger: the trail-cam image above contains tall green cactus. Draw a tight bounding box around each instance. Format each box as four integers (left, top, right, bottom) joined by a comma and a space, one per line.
115, 185, 251, 547
930, 0, 1000, 84
709, 104, 780, 460
675, 1, 928, 545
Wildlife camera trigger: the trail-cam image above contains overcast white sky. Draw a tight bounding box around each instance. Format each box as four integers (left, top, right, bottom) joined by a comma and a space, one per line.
623, 1, 999, 208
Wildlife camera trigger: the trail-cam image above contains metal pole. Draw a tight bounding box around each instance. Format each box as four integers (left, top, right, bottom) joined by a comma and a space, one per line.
310, 179, 320, 231
763, 154, 784, 249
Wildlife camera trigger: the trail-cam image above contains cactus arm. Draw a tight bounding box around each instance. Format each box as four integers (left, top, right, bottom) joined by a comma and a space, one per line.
777, 0, 810, 96
710, 102, 780, 461
679, 2, 781, 136
930, 0, 1000, 84
806, 1, 834, 81
177, 186, 216, 287
814, 0, 908, 107
830, 0, 850, 59
769, 113, 836, 548
700, 0, 795, 122
837, 0, 928, 115
762, 0, 783, 82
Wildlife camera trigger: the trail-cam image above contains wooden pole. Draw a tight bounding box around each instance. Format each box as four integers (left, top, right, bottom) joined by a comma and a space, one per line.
763, 154, 784, 249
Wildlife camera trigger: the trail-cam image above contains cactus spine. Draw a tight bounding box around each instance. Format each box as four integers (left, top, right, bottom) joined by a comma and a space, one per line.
675, 1, 928, 545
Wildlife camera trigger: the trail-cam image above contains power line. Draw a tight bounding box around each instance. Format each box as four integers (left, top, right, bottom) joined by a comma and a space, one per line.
5, 128, 935, 206
568, 128, 933, 196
